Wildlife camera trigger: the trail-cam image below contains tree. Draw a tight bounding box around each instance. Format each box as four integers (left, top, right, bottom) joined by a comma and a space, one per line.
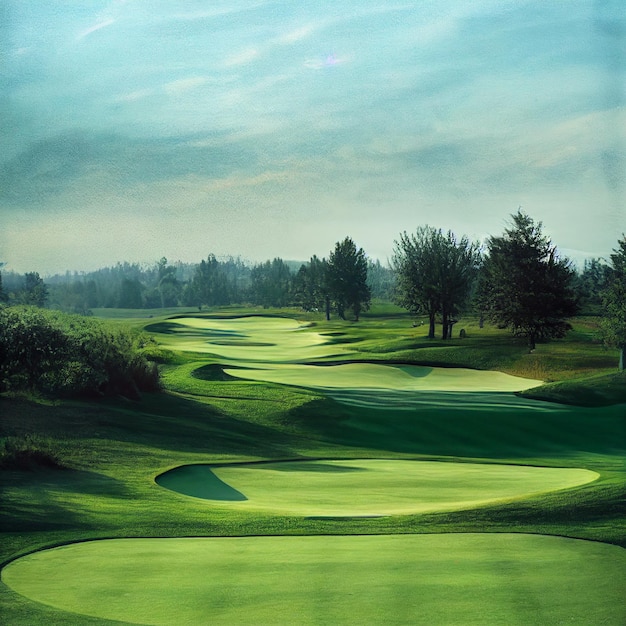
0, 270, 7, 303
156, 258, 180, 308
574, 257, 611, 315
477, 210, 578, 350
293, 255, 329, 314
393, 227, 480, 339
17, 272, 49, 307
600, 236, 626, 370
326, 237, 371, 321
250, 258, 292, 308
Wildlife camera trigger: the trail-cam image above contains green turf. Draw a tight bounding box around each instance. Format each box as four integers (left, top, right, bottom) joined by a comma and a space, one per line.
4, 534, 625, 626
1, 310, 625, 624
223, 362, 543, 392
156, 459, 597, 516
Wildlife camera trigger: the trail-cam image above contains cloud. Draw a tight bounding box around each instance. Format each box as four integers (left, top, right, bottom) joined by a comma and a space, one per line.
76, 18, 115, 41
277, 24, 318, 45
223, 47, 261, 67
164, 77, 209, 94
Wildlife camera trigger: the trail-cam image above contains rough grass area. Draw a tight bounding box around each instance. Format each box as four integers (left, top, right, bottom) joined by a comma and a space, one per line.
519, 371, 626, 406
4, 535, 625, 626
0, 435, 66, 470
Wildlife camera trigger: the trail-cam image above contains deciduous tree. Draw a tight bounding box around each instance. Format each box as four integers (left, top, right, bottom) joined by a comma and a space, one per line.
393, 227, 480, 339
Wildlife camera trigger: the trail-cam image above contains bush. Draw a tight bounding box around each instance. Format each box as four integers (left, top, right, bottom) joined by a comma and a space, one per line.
0, 306, 160, 399
0, 435, 65, 470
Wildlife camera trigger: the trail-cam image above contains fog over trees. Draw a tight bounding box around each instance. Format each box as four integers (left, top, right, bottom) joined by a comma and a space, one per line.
600, 237, 626, 370
0, 213, 621, 354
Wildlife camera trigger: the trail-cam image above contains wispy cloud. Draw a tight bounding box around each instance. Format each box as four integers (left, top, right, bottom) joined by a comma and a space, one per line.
164, 77, 210, 94
223, 47, 261, 67
76, 18, 115, 41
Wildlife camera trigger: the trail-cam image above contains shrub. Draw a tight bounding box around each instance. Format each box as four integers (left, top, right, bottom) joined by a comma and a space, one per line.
0, 306, 160, 399
0, 435, 65, 470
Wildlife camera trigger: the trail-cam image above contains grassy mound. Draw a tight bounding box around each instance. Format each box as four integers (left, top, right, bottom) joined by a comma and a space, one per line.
4, 534, 625, 625
156, 459, 597, 516
223, 362, 543, 392
519, 371, 626, 406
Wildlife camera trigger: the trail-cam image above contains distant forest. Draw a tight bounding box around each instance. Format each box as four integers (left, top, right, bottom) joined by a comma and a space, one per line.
0, 255, 394, 313
0, 250, 609, 318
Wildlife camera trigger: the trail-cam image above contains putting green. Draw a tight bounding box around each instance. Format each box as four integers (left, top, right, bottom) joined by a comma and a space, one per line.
151, 316, 542, 391
4, 534, 625, 625
151, 316, 344, 361
223, 362, 543, 392
155, 460, 597, 516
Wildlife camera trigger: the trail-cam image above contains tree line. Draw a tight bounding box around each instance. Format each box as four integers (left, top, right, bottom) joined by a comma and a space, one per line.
0, 249, 393, 316
1, 210, 625, 368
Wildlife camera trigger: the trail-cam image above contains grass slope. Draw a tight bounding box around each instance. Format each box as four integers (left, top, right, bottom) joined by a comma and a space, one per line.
156, 459, 597, 516
4, 535, 626, 626
1, 310, 625, 624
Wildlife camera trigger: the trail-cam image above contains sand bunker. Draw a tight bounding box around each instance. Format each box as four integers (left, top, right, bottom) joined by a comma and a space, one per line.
156, 459, 597, 516
4, 534, 625, 625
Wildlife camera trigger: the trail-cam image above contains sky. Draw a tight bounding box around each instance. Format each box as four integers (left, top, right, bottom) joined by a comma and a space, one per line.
1, 0, 625, 274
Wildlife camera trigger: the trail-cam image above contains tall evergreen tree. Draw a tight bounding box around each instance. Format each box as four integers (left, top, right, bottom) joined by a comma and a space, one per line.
326, 237, 371, 321
600, 236, 626, 371
477, 210, 578, 350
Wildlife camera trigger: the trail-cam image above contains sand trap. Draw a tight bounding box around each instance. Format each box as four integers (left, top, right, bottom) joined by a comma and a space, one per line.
4, 534, 625, 625
156, 459, 597, 516
223, 362, 543, 392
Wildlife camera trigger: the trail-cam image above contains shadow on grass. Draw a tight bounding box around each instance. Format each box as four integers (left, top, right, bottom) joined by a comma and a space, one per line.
262, 461, 367, 473
0, 470, 130, 532
287, 394, 626, 460
0, 394, 301, 459
156, 465, 247, 501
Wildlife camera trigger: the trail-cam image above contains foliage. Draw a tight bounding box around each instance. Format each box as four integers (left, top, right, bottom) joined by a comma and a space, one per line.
477, 210, 578, 350
250, 258, 293, 308
600, 236, 626, 370
326, 237, 371, 321
0, 306, 160, 398
0, 270, 7, 303
0, 434, 65, 470
574, 257, 611, 315
393, 226, 481, 339
8, 272, 49, 307
293, 255, 329, 313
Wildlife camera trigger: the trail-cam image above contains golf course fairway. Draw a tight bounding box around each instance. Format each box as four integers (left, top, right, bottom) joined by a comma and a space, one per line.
222, 362, 543, 392
4, 534, 625, 625
155, 460, 598, 516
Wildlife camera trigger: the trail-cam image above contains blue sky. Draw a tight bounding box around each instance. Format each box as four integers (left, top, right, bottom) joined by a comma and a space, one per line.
1, 0, 624, 273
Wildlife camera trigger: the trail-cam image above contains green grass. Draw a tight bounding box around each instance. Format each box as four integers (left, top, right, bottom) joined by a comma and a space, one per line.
4, 535, 625, 626
156, 459, 597, 516
1, 309, 625, 624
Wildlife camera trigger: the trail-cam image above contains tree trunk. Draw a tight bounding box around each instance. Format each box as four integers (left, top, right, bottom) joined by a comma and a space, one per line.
428, 313, 436, 339
528, 333, 536, 351
325, 296, 330, 321
441, 310, 449, 340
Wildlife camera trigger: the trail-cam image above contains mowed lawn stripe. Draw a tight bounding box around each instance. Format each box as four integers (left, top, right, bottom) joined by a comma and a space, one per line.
3, 534, 625, 626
